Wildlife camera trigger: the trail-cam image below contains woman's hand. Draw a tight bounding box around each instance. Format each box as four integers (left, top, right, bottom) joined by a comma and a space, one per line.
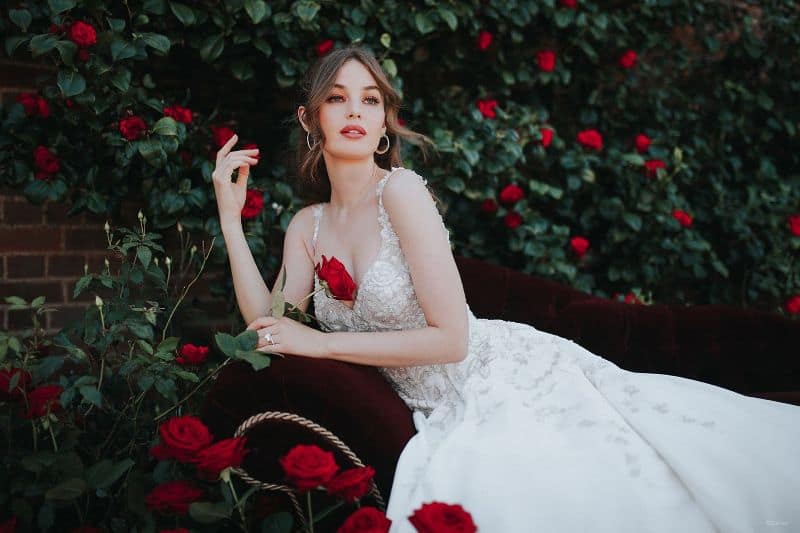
212, 133, 260, 228
247, 315, 327, 359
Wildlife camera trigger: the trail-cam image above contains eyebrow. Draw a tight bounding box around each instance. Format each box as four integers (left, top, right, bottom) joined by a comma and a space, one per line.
333, 84, 380, 91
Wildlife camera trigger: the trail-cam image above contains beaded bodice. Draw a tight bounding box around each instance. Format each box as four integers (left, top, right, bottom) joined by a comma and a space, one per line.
311, 166, 482, 414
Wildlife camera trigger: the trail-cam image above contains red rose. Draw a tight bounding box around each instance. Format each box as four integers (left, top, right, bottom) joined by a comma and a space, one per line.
499, 184, 524, 205
560, 0, 578, 8
577, 129, 603, 151
786, 214, 800, 236
316, 39, 334, 57
644, 159, 666, 178
570, 236, 590, 259
241, 189, 264, 219
144, 481, 204, 515
315, 255, 357, 301
536, 50, 556, 72
279, 444, 339, 492
176, 343, 209, 366
119, 116, 147, 141
211, 125, 236, 148
337, 506, 392, 533
476, 30, 492, 51
77, 49, 90, 62
624, 292, 643, 305
243, 143, 261, 161
36, 97, 50, 118
672, 209, 693, 228
34, 145, 60, 180
504, 211, 522, 229
785, 295, 800, 315
150, 415, 214, 463
479, 198, 498, 214
68, 21, 97, 48
476, 99, 498, 119
539, 127, 553, 147
194, 437, 249, 478
16, 93, 42, 117
163, 105, 193, 124
49, 24, 63, 34
408, 502, 477, 533
0, 368, 31, 399
325, 465, 376, 502
0, 517, 17, 533
619, 49, 637, 69
25, 385, 63, 419
634, 133, 651, 153
66, 99, 74, 108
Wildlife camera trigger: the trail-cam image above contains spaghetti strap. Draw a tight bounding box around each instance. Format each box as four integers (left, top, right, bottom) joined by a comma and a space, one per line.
311, 203, 323, 251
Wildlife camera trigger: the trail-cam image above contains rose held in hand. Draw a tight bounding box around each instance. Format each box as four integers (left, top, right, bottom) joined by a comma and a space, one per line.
211, 133, 261, 228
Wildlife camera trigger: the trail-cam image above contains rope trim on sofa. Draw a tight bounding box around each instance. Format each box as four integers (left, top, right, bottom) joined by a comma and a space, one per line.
229, 410, 387, 529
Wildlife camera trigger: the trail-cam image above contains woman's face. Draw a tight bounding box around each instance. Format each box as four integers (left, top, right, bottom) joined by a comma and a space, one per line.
308, 59, 387, 161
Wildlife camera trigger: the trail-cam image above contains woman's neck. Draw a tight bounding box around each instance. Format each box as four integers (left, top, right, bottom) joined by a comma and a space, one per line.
326, 159, 386, 213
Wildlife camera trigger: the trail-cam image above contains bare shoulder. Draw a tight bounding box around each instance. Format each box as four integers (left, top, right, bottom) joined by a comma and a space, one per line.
285, 203, 321, 258
382, 168, 432, 208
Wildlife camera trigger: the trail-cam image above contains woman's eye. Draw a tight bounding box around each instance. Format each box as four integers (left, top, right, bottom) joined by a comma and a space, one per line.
326, 95, 380, 104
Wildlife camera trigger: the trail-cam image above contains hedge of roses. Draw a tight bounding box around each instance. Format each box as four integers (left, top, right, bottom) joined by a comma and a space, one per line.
2, 1, 799, 314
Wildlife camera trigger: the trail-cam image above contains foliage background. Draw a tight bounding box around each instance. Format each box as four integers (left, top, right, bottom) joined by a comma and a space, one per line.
2, 0, 799, 315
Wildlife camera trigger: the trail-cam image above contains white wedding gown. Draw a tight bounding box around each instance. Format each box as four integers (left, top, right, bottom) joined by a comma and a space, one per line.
311, 167, 800, 533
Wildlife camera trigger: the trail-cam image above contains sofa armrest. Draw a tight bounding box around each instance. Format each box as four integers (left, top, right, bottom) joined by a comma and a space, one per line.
200, 356, 416, 499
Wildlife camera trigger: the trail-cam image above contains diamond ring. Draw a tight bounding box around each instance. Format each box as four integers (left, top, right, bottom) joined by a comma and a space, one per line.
263, 331, 274, 345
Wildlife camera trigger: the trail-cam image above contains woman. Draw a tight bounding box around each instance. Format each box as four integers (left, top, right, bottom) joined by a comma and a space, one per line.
213, 46, 800, 532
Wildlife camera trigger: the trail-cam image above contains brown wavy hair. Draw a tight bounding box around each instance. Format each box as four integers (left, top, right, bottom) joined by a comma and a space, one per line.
288, 45, 440, 206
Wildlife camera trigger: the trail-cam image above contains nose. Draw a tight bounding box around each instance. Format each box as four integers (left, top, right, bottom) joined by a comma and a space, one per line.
347, 104, 361, 119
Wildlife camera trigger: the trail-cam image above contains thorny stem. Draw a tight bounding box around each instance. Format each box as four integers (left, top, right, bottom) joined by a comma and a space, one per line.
153, 357, 232, 422
161, 236, 216, 341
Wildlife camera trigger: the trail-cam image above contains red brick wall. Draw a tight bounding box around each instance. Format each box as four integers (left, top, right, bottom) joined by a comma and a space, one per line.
0, 189, 236, 339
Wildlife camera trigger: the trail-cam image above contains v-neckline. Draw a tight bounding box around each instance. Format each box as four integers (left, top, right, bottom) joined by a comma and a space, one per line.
313, 166, 404, 311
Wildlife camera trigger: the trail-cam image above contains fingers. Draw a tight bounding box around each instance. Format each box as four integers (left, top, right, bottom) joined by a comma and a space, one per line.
215, 133, 260, 162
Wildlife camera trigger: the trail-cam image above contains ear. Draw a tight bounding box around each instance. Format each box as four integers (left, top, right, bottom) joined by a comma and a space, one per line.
297, 106, 308, 132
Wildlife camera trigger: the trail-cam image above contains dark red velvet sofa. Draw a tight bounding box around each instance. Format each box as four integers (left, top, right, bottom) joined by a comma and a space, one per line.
200, 255, 800, 525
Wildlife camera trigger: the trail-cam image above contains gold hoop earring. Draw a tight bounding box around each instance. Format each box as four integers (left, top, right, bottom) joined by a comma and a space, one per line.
375, 133, 390, 155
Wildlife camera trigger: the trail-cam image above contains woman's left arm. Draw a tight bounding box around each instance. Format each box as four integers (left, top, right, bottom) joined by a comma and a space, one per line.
249, 170, 470, 367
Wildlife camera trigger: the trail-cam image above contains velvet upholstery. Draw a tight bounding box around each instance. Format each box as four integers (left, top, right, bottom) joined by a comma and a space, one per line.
200, 255, 800, 516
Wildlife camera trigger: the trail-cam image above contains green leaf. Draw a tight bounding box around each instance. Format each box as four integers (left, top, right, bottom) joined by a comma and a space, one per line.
382, 58, 397, 78
79, 385, 102, 407
235, 329, 258, 351
215, 332, 238, 357
622, 153, 645, 166
107, 17, 126, 32
380, 33, 391, 49
48, 0, 77, 14
189, 501, 233, 524
5, 296, 26, 306
110, 38, 137, 61
245, 0, 269, 23
30, 34, 59, 57
170, 2, 196, 25
200, 34, 225, 62
445, 177, 465, 193
54, 39, 77, 63
31, 296, 46, 308
173, 369, 199, 382
45, 478, 86, 501
554, 9, 574, 28
137, 246, 152, 268
157, 336, 179, 353
293, 0, 320, 23
5, 35, 29, 57
126, 320, 154, 341
86, 458, 135, 489
9, 9, 32, 30
622, 212, 642, 232
109, 67, 131, 92
414, 12, 435, 34
234, 349, 271, 371
57, 70, 86, 97
437, 7, 458, 31
152, 116, 178, 136
140, 32, 171, 54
